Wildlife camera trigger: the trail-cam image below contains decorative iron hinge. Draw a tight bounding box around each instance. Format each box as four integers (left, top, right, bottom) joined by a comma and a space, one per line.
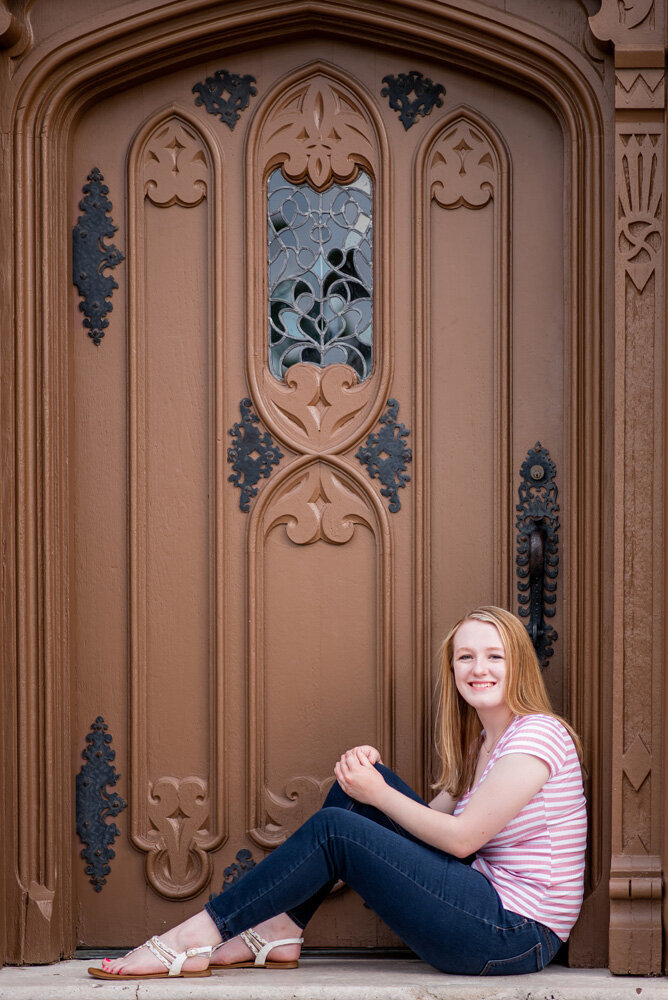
227, 398, 284, 512
356, 398, 412, 512
75, 716, 127, 891
192, 70, 257, 130
381, 71, 445, 130
222, 849, 257, 890
516, 443, 559, 668
72, 168, 124, 346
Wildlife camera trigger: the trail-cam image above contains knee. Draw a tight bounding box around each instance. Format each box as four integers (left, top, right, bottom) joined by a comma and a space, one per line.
308, 806, 357, 836
321, 779, 351, 810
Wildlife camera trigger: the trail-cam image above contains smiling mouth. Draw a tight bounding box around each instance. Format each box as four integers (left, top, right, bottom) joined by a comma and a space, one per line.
469, 682, 496, 688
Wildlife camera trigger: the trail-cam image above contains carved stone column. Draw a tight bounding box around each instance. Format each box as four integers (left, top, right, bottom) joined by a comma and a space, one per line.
590, 0, 666, 976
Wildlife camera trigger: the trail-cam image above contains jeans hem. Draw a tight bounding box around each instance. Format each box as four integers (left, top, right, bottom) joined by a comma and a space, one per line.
285, 910, 307, 930
204, 902, 232, 941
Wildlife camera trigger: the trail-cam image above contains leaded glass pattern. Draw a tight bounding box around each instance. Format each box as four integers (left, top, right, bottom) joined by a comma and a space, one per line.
268, 168, 373, 381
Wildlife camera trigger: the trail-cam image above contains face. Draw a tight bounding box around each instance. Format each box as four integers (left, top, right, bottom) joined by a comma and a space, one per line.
452, 618, 508, 711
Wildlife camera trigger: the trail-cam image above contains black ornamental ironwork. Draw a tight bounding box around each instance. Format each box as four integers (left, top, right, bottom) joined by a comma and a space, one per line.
381, 71, 445, 130
227, 398, 284, 512
192, 70, 257, 130
221, 849, 257, 891
516, 443, 559, 668
356, 398, 412, 513
72, 168, 124, 346
75, 716, 127, 891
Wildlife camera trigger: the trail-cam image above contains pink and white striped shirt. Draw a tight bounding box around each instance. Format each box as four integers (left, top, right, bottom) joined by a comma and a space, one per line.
453, 714, 586, 940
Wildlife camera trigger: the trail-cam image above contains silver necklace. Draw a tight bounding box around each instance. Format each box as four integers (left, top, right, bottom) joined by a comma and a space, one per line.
481, 717, 514, 755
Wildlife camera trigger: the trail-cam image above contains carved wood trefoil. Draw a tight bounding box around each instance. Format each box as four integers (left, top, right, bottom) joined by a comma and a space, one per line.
263, 461, 374, 545
75, 717, 127, 892
192, 69, 257, 129
515, 443, 559, 668
381, 71, 445, 130
356, 398, 412, 513
430, 119, 496, 209
261, 364, 371, 455
72, 168, 124, 346
144, 777, 213, 898
263, 77, 376, 191
144, 120, 209, 207
227, 398, 284, 512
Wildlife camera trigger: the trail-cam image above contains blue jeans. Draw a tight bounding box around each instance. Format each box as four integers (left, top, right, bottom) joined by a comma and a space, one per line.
204, 765, 562, 975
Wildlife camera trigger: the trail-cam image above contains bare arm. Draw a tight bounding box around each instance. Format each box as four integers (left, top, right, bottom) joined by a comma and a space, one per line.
428, 788, 458, 815
335, 752, 549, 857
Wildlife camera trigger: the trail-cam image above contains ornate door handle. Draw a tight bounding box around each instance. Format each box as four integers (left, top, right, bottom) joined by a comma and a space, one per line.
516, 443, 559, 668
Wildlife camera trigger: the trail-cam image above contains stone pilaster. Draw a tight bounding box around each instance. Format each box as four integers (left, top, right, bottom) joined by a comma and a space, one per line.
590, 0, 666, 976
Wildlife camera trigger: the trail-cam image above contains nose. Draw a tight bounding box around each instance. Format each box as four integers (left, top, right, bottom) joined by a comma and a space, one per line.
470, 656, 487, 674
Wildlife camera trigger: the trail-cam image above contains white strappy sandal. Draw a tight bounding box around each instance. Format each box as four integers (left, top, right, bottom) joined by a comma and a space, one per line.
211, 926, 304, 970
88, 935, 214, 980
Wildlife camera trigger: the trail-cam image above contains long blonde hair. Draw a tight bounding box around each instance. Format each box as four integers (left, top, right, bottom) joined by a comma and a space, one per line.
434, 606, 582, 798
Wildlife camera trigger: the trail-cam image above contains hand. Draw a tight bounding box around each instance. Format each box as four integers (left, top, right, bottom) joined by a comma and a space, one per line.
340, 745, 382, 766
335, 749, 387, 807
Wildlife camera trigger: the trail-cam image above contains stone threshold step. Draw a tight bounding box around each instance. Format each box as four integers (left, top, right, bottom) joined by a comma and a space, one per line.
0, 958, 666, 1000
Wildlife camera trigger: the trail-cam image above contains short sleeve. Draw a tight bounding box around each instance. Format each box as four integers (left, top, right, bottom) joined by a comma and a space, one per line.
496, 715, 569, 778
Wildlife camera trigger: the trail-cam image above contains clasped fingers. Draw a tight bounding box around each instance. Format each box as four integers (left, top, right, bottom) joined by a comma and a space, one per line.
339, 744, 382, 766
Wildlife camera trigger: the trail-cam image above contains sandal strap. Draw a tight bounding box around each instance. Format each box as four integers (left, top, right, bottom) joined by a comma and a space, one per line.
145, 935, 213, 976
240, 928, 304, 967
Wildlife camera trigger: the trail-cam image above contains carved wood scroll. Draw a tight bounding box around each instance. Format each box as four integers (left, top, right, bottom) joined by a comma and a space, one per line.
258, 777, 335, 848
590, 1, 665, 976
127, 110, 227, 899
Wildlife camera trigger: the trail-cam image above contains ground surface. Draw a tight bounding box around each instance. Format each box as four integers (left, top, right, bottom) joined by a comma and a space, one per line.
0, 958, 667, 1000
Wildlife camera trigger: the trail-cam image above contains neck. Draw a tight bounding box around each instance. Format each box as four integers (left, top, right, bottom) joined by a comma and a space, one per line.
478, 705, 514, 746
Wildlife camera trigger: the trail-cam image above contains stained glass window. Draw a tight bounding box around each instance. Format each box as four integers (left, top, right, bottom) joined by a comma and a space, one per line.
268, 168, 373, 381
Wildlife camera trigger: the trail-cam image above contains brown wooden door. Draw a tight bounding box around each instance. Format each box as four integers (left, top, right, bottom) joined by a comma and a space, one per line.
71, 38, 568, 947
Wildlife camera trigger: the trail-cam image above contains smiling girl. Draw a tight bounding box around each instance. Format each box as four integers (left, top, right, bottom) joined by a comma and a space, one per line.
90, 606, 586, 980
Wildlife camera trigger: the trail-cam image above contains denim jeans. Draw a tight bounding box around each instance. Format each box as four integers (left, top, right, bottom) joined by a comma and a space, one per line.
204, 765, 562, 975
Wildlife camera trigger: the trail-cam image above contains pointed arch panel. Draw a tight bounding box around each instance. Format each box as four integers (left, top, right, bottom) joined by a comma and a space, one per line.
247, 457, 392, 847
126, 106, 227, 898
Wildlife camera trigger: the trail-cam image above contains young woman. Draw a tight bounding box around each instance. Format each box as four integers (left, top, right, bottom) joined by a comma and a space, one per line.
90, 606, 586, 980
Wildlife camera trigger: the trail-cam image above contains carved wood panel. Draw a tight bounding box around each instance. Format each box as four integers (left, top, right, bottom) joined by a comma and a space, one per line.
242, 67, 398, 853
248, 458, 392, 847
127, 108, 227, 899
414, 109, 511, 781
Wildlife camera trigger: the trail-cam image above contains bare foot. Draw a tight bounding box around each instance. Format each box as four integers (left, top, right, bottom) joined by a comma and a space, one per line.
97, 910, 222, 977
210, 913, 302, 967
